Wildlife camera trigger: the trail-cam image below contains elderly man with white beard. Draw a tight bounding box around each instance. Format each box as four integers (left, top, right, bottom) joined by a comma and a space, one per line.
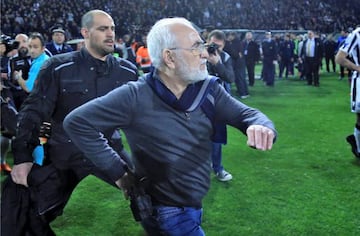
64, 17, 277, 236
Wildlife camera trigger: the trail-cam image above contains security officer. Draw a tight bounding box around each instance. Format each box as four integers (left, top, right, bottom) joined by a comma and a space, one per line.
261, 31, 278, 86
278, 34, 295, 79
45, 25, 73, 56
2, 10, 138, 236
323, 34, 337, 73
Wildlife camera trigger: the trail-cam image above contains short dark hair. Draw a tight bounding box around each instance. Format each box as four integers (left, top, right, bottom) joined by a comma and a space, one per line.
29, 32, 45, 47
81, 10, 95, 28
207, 29, 226, 41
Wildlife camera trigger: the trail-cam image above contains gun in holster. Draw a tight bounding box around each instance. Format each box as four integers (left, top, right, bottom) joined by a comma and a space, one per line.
128, 176, 153, 222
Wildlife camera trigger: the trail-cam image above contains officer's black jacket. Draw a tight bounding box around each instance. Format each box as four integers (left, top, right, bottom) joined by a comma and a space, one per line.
12, 47, 138, 165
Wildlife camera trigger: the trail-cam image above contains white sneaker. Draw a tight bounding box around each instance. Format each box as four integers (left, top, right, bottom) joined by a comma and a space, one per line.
216, 169, 233, 182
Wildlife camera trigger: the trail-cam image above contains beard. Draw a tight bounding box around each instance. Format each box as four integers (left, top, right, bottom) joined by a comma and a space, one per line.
18, 47, 28, 57
90, 40, 114, 57
176, 55, 208, 83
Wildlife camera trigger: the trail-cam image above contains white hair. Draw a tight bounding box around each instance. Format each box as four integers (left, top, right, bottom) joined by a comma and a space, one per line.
147, 17, 195, 68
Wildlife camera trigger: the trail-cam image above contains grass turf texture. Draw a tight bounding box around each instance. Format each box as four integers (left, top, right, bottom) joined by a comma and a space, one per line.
2, 65, 359, 235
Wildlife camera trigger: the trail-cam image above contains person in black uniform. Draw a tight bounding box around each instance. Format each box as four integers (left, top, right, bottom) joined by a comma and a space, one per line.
242, 31, 260, 86
278, 34, 295, 79
2, 10, 138, 236
45, 25, 73, 56
224, 32, 249, 98
261, 31, 278, 86
323, 34, 337, 73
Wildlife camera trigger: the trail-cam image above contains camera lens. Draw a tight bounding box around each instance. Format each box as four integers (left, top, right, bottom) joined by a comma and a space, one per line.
207, 43, 219, 55
1, 35, 19, 54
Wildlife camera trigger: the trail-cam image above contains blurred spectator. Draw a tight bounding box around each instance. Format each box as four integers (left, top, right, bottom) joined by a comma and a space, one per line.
323, 34, 337, 73
224, 32, 249, 98
296, 34, 305, 80
278, 33, 295, 79
8, 33, 31, 110
300, 30, 323, 86
113, 36, 125, 58
261, 31, 278, 86
136, 34, 151, 73
122, 34, 137, 64
1, 0, 359, 41
242, 31, 260, 86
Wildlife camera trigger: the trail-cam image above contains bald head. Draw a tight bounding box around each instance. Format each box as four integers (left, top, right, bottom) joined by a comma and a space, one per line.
246, 32, 253, 40
80, 9, 115, 60
81, 9, 113, 29
15, 34, 28, 42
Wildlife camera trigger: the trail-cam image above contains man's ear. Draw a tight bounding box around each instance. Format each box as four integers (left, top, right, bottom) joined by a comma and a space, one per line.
163, 49, 175, 69
80, 28, 89, 39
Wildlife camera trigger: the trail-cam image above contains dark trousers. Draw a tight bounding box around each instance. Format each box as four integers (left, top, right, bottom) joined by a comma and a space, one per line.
263, 60, 275, 86
340, 65, 352, 78
304, 57, 320, 86
325, 55, 336, 72
233, 57, 249, 96
245, 60, 256, 86
279, 58, 293, 78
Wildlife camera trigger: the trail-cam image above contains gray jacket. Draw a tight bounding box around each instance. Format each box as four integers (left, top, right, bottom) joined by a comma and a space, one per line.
64, 76, 276, 208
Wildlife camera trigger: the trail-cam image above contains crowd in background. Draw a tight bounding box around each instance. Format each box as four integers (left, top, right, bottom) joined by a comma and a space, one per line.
1, 1, 358, 117
1, 0, 359, 41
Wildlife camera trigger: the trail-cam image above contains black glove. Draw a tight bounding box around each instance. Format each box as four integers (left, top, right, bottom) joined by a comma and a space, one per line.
121, 172, 152, 222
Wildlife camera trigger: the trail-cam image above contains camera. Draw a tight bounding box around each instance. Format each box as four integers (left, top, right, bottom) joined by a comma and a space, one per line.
1, 35, 19, 55
207, 43, 219, 55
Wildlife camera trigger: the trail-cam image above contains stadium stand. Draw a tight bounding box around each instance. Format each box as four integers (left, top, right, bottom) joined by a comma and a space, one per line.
1, 0, 359, 42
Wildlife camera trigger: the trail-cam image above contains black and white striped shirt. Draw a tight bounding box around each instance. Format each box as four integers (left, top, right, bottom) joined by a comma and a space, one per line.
340, 27, 360, 67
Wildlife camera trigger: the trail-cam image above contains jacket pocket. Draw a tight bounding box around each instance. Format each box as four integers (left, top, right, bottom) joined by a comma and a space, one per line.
59, 79, 88, 94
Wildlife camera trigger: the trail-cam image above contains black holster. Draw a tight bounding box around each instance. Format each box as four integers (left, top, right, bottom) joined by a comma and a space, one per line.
128, 177, 152, 222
